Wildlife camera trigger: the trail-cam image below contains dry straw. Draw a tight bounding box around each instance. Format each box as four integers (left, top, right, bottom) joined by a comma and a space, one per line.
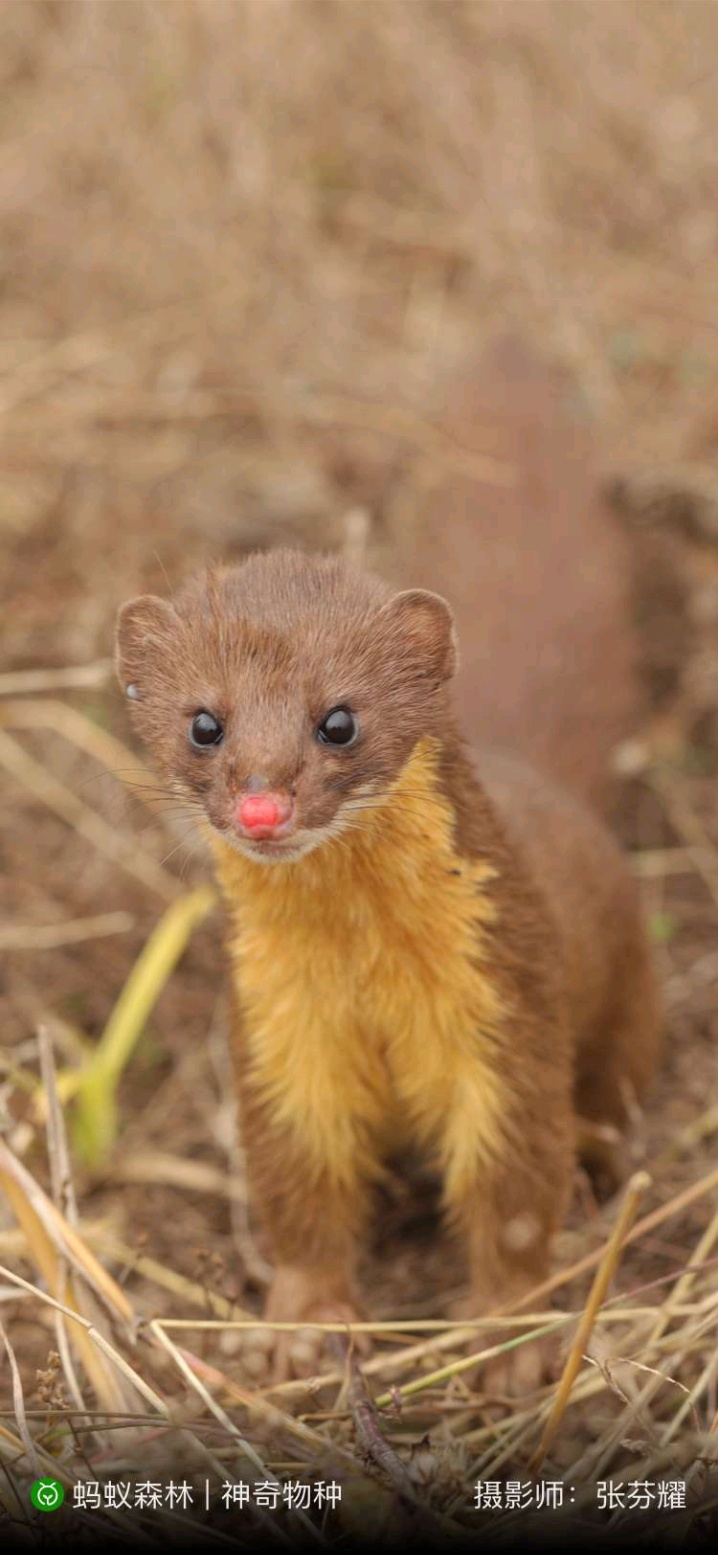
3, 8, 718, 1538
0, 662, 717, 1539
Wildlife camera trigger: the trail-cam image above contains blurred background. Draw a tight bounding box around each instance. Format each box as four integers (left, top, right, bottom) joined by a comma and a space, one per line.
2, 0, 718, 1492
3, 0, 718, 656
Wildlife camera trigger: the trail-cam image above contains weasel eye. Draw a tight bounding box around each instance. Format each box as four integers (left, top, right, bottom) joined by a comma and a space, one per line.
189, 710, 224, 748
316, 706, 358, 747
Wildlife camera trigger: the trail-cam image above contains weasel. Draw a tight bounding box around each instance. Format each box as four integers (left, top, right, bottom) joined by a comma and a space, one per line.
116, 549, 661, 1383
382, 334, 642, 814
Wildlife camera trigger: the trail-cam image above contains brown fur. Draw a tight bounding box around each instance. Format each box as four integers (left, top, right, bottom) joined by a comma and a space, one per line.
116, 547, 661, 1379
383, 336, 641, 813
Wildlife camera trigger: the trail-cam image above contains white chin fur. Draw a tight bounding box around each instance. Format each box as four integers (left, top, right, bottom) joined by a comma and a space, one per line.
216, 818, 348, 866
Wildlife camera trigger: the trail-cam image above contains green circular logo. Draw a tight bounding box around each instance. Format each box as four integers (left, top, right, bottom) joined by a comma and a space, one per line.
30, 1477, 65, 1512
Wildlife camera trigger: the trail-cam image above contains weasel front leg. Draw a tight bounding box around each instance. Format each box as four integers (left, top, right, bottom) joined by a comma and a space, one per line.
234, 1051, 374, 1381
441, 1083, 575, 1396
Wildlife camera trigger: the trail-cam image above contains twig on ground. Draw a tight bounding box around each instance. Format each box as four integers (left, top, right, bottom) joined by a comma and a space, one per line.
0, 912, 135, 951
0, 662, 112, 696
529, 1170, 650, 1474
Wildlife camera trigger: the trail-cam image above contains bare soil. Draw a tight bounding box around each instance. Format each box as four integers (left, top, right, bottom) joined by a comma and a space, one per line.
1, 4, 718, 1548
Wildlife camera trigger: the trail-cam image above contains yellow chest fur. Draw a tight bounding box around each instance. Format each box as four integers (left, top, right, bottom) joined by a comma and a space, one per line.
210, 739, 507, 1201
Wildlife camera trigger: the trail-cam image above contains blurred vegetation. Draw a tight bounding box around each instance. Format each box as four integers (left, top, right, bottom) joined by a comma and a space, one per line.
3, 0, 718, 672
1, 6, 718, 1528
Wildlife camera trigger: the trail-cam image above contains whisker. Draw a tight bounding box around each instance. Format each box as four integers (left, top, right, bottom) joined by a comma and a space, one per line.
75, 767, 174, 795
159, 826, 206, 870
178, 837, 205, 883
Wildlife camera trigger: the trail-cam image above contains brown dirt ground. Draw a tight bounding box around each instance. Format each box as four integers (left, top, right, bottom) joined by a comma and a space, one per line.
1, 2, 718, 1547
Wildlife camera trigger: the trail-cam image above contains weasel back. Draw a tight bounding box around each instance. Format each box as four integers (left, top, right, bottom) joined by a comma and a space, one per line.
386, 337, 639, 811
477, 745, 661, 1154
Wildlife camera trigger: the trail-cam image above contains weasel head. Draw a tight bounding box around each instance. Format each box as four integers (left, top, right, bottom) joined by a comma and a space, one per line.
115, 549, 457, 864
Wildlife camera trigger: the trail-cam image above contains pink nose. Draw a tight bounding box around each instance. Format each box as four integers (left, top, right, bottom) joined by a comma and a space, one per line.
235, 792, 294, 838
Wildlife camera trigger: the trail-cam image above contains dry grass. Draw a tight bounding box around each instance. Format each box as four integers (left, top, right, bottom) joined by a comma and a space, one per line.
1, 599, 717, 1546
3, 1000, 718, 1544
2, 1, 718, 1545
4, 0, 718, 666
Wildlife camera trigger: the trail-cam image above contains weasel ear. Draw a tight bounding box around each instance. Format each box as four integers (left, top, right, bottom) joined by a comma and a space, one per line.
381, 588, 458, 682
115, 595, 178, 695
